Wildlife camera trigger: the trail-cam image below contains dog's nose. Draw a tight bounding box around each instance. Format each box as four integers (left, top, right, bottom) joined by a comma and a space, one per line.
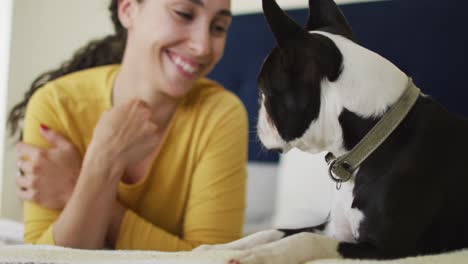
270, 148, 283, 154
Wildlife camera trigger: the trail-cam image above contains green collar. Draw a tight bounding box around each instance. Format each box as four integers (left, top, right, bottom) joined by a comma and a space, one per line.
325, 78, 421, 190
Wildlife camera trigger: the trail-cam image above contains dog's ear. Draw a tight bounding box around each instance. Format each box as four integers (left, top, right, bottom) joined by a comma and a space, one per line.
262, 0, 306, 49
306, 0, 357, 42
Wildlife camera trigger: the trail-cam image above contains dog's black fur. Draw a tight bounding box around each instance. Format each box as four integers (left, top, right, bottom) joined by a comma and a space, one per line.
259, 0, 468, 259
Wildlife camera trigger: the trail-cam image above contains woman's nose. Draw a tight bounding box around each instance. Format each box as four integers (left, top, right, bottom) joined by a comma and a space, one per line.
189, 26, 212, 58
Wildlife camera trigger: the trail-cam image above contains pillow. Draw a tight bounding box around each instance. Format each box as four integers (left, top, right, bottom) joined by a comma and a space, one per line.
273, 149, 333, 229
244, 162, 278, 234
0, 218, 23, 245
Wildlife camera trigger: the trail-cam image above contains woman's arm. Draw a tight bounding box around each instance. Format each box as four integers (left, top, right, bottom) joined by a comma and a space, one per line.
22, 87, 160, 248
52, 147, 123, 248
19, 125, 119, 247
107, 99, 249, 251
21, 87, 76, 245
50, 99, 160, 249
17, 125, 128, 248
21, 86, 118, 248
16, 127, 81, 211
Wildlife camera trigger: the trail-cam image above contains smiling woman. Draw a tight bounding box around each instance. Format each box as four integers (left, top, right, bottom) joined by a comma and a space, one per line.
6, 0, 248, 251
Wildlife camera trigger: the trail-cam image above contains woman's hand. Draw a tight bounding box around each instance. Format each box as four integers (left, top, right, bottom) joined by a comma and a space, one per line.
86, 99, 160, 176
16, 126, 82, 210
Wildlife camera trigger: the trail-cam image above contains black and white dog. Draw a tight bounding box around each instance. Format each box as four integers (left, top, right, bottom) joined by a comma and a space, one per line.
195, 0, 468, 263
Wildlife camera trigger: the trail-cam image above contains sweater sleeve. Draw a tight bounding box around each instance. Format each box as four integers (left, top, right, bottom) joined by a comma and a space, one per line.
22, 85, 66, 245
115, 96, 248, 251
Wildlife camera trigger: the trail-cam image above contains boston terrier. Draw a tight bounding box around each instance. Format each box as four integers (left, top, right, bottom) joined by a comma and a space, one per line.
194, 0, 468, 263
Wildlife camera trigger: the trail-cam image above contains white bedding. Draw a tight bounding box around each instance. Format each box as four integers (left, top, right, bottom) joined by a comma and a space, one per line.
1, 245, 468, 264
0, 245, 242, 264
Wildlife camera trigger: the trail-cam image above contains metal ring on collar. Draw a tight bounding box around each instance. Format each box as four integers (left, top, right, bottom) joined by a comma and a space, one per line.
328, 160, 354, 183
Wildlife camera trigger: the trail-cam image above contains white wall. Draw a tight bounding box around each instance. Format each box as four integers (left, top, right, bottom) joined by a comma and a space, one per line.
0, 0, 13, 217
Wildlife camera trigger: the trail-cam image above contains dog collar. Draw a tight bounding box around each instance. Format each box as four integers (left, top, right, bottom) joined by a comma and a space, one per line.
325, 78, 421, 190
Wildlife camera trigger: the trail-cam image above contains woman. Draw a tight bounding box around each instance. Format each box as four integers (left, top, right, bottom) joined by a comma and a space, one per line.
8, 0, 247, 251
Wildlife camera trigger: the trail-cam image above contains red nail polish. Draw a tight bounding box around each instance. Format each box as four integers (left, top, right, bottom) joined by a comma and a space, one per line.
40, 124, 50, 131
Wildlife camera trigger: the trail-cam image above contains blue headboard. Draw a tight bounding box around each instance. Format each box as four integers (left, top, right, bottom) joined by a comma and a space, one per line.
208, 0, 468, 162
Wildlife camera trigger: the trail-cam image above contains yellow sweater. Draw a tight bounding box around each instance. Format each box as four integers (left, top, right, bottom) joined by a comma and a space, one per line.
22, 65, 248, 251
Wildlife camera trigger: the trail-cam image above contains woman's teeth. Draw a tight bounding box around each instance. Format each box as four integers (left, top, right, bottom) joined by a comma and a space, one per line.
174, 56, 197, 74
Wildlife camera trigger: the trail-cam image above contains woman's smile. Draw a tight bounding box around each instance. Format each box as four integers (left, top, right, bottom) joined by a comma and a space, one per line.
166, 49, 201, 79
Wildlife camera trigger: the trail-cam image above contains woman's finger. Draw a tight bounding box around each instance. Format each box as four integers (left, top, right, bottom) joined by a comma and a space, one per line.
17, 159, 36, 174
17, 187, 33, 201
39, 124, 72, 149
15, 173, 31, 189
16, 142, 41, 159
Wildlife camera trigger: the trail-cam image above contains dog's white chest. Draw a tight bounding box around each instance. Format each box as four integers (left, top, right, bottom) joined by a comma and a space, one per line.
325, 181, 364, 243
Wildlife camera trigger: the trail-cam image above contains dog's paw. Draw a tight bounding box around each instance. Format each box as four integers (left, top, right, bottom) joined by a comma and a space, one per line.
227, 249, 283, 264
193, 243, 238, 252
192, 244, 218, 252
227, 251, 256, 264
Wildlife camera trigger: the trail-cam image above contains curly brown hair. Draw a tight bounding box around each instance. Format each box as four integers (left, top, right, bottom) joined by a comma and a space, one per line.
7, 0, 142, 140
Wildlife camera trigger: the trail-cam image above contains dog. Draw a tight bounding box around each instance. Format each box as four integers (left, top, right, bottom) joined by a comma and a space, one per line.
194, 0, 468, 263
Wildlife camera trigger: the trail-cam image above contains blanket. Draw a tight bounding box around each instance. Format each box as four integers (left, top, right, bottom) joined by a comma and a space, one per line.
0, 245, 241, 264
1, 245, 467, 264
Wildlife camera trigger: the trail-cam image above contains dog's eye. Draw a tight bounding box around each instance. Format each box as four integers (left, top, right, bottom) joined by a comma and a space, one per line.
258, 81, 269, 96
261, 88, 273, 97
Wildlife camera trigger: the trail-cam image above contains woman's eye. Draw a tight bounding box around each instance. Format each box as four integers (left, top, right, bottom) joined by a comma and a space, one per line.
214, 25, 227, 32
175, 11, 193, 20
211, 24, 228, 36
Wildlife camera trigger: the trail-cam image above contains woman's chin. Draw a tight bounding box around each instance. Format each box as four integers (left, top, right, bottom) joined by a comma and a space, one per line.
163, 84, 193, 99
163, 73, 201, 98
